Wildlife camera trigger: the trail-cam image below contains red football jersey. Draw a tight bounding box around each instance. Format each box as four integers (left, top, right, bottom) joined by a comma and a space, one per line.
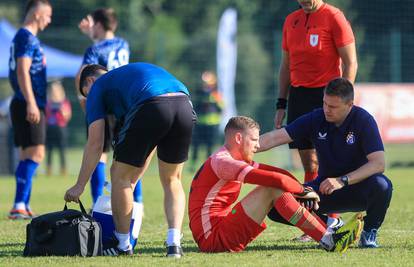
282, 3, 355, 88
188, 146, 259, 242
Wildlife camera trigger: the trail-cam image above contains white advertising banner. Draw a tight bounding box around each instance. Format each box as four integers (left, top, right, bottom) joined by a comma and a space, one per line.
217, 8, 238, 130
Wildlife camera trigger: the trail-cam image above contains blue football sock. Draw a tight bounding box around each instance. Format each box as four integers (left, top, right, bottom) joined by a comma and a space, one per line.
14, 159, 39, 207
90, 162, 106, 204
23, 159, 39, 206
133, 179, 143, 203
14, 160, 26, 205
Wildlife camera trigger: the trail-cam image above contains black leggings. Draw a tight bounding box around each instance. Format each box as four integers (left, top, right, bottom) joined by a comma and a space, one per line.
46, 125, 67, 170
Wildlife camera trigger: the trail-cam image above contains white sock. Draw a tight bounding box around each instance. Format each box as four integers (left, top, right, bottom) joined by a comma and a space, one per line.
166, 228, 181, 246
320, 231, 334, 250
115, 231, 131, 251
14, 202, 25, 210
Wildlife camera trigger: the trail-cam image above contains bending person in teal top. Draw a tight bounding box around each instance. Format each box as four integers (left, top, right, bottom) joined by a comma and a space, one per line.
65, 63, 195, 258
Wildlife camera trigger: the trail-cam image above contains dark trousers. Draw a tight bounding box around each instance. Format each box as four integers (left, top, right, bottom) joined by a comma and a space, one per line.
191, 124, 218, 162
268, 174, 393, 231
46, 125, 67, 171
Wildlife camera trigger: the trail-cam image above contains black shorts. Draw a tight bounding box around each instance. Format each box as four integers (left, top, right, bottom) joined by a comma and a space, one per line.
287, 85, 324, 150
114, 94, 196, 167
10, 98, 46, 149
86, 115, 115, 153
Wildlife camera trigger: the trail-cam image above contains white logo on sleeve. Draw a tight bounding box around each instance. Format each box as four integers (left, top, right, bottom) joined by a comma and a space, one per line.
310, 34, 319, 47
318, 132, 327, 140
346, 132, 355, 145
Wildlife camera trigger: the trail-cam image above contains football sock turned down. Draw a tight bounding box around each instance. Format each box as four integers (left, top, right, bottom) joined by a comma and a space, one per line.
166, 228, 181, 246
91, 161, 106, 204
274, 192, 326, 242
115, 231, 131, 251
14, 159, 39, 209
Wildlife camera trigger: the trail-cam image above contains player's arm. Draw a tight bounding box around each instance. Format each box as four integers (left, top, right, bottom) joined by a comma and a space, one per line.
257, 128, 292, 152
64, 119, 105, 202
257, 163, 299, 181
274, 50, 291, 128
338, 43, 358, 83
78, 14, 95, 41
242, 166, 304, 194
17, 57, 40, 124
320, 151, 385, 195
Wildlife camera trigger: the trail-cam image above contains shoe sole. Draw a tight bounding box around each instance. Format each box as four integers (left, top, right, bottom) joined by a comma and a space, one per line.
8, 214, 31, 220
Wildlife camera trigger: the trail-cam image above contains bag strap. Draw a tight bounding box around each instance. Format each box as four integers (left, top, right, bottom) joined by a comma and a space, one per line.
64, 200, 87, 214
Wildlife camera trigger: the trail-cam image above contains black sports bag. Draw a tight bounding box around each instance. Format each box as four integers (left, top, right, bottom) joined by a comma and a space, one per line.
23, 201, 102, 257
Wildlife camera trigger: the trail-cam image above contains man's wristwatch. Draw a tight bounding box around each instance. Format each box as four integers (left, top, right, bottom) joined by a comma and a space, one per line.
340, 175, 349, 186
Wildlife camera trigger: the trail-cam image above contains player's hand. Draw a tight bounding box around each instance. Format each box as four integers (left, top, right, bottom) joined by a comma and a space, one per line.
294, 187, 320, 210
294, 186, 320, 201
26, 103, 40, 124
64, 184, 85, 203
319, 177, 344, 195
274, 109, 286, 129
298, 199, 319, 211
78, 15, 94, 36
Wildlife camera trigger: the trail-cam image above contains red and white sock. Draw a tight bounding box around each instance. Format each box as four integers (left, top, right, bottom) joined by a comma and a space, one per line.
274, 193, 326, 242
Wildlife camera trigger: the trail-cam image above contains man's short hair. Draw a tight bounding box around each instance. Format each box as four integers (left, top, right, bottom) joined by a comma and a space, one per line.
92, 8, 118, 32
79, 64, 107, 97
24, 0, 51, 18
324, 77, 354, 103
224, 116, 260, 136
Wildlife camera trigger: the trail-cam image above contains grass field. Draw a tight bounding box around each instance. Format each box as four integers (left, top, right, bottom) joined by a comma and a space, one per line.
0, 145, 413, 266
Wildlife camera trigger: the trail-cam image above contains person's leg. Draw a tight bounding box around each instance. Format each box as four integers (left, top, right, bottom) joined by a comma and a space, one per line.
158, 159, 185, 247
110, 149, 154, 251
18, 145, 44, 216
241, 186, 327, 242
9, 100, 45, 218
205, 125, 216, 157
133, 179, 143, 203
58, 127, 67, 175
315, 175, 392, 229
90, 154, 107, 204
131, 178, 144, 246
46, 142, 53, 176
298, 149, 319, 183
287, 86, 323, 183
154, 95, 195, 256
90, 116, 113, 204
315, 174, 392, 246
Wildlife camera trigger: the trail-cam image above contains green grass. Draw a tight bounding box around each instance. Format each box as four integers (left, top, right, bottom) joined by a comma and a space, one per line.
0, 145, 413, 266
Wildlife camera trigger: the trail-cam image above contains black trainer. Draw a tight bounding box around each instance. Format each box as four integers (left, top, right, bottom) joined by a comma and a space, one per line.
103, 246, 133, 256
103, 236, 133, 256
166, 245, 183, 258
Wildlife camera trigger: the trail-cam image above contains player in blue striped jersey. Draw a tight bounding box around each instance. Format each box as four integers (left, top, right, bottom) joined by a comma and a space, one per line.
8, 0, 52, 220
75, 8, 144, 223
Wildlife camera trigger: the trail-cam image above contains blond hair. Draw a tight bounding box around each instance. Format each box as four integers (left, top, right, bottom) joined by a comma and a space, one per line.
224, 116, 260, 136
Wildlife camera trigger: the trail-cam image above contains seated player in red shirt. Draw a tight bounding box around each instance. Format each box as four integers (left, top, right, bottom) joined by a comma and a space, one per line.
188, 116, 362, 253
